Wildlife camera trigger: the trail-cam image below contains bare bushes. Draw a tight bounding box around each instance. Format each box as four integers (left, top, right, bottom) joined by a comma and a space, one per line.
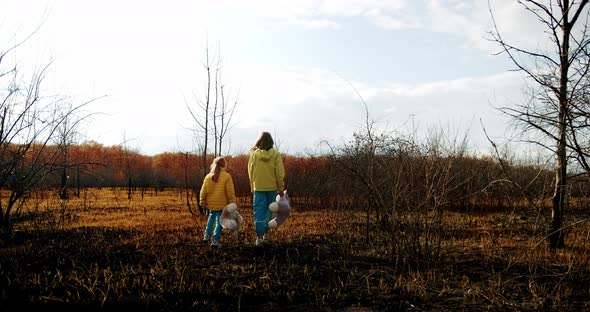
325, 122, 564, 268
327, 128, 478, 265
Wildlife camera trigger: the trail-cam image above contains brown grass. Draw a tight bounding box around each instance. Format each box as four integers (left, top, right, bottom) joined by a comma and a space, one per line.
1, 188, 590, 311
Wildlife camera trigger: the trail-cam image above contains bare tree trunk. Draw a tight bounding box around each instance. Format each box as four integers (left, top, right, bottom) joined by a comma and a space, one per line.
213, 63, 219, 157
205, 47, 211, 164
127, 177, 132, 200
185, 152, 195, 215
76, 164, 80, 198
550, 3, 572, 249
59, 116, 70, 200
60, 167, 68, 200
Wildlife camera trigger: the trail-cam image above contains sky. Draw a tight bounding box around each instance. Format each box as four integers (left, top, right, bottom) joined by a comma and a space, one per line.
0, 0, 554, 156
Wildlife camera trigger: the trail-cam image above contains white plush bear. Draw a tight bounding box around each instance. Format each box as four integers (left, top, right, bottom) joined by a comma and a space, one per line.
268, 190, 291, 229
220, 203, 244, 234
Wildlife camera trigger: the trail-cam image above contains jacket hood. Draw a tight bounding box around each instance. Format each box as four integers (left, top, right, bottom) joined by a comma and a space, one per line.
253, 147, 277, 161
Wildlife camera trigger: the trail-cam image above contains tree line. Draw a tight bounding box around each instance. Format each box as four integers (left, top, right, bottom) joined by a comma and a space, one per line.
7, 139, 583, 209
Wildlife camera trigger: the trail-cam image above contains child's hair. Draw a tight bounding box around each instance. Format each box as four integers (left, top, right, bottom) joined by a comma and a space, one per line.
251, 132, 274, 151
210, 156, 226, 182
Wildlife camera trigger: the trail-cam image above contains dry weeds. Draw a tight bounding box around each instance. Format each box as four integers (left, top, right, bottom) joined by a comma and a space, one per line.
1, 188, 589, 311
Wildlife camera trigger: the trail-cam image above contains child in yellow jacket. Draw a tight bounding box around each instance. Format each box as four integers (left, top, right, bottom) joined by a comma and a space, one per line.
248, 132, 285, 247
200, 156, 237, 248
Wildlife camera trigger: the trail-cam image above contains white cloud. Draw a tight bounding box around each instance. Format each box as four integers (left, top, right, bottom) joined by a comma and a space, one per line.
367, 11, 423, 30
288, 18, 341, 30
427, 0, 561, 53
317, 0, 406, 16
235, 0, 565, 53
215, 0, 418, 31
428, 0, 472, 34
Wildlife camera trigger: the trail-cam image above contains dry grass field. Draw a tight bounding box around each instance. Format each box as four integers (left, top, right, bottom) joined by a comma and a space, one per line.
1, 188, 590, 311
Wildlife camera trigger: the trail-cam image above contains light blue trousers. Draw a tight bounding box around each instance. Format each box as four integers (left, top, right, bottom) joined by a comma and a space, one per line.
204, 210, 222, 241
253, 191, 276, 237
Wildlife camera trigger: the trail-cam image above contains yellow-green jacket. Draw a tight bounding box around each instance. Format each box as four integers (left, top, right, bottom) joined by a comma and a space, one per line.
199, 169, 237, 211
248, 147, 285, 192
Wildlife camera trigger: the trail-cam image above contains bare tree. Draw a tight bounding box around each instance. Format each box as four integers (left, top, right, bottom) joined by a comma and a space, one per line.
56, 100, 87, 200
186, 42, 214, 216
489, 0, 589, 248
58, 114, 71, 200
0, 45, 91, 233
185, 41, 238, 215
118, 134, 138, 201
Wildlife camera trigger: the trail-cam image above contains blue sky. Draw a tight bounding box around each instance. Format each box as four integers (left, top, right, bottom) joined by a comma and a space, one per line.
1, 0, 548, 156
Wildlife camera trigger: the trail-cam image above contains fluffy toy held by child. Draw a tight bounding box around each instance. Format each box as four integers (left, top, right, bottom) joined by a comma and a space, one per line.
220, 203, 244, 233
268, 190, 291, 229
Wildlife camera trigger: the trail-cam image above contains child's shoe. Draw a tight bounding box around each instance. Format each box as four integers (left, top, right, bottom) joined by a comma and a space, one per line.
255, 237, 264, 247
203, 234, 211, 243
211, 240, 221, 248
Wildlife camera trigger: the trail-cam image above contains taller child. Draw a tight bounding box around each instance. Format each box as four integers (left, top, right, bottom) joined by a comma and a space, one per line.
248, 132, 285, 247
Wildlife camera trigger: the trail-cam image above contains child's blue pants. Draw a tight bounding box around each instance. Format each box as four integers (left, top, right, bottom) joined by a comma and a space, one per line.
253, 191, 276, 237
204, 210, 222, 241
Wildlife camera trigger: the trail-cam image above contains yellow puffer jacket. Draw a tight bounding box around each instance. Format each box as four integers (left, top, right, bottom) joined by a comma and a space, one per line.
248, 147, 285, 192
199, 169, 237, 211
